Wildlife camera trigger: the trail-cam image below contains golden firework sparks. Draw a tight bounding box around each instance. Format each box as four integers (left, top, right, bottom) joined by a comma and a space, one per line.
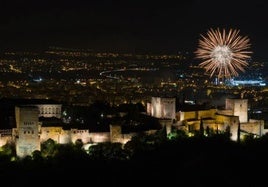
195, 28, 252, 79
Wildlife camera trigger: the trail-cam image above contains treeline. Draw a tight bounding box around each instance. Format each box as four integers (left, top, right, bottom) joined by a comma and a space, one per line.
1, 129, 268, 186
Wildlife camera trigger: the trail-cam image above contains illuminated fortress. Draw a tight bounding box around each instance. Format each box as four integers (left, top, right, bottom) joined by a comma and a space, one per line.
175, 98, 265, 141
148, 97, 176, 120
0, 97, 265, 158
0, 101, 153, 157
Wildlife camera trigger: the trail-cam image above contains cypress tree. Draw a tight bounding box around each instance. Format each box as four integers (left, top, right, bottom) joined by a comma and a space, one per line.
200, 118, 204, 137
237, 122, 241, 143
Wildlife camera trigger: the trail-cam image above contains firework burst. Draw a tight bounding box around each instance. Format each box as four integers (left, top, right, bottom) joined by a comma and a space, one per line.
195, 28, 252, 79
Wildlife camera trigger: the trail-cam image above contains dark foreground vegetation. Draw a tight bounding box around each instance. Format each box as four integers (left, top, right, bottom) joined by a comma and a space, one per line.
1, 129, 267, 186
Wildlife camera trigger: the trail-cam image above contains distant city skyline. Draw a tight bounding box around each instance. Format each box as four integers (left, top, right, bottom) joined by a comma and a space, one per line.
0, 0, 268, 61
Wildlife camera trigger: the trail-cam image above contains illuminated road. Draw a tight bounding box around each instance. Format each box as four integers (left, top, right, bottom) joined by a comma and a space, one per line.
99, 68, 158, 80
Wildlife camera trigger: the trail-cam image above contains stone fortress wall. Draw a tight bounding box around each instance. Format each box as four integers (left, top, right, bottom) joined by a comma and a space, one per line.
0, 97, 266, 157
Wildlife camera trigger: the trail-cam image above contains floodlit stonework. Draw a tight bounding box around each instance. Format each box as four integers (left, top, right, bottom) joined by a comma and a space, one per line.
225, 98, 248, 123
36, 104, 62, 119
176, 98, 264, 141
150, 97, 176, 119
15, 106, 41, 158
0, 97, 265, 157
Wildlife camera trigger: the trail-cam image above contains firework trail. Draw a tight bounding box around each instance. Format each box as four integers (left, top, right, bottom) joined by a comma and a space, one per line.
195, 28, 252, 79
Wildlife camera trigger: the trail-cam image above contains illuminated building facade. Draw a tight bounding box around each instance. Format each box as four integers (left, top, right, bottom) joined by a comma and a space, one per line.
0, 98, 266, 157
225, 98, 248, 123
36, 104, 62, 119
150, 97, 176, 120
14, 106, 41, 158
177, 98, 265, 141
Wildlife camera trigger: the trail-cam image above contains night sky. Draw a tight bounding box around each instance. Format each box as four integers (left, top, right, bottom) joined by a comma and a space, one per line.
0, 0, 268, 61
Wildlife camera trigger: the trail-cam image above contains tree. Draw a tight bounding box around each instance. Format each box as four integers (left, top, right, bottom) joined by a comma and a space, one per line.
206, 126, 210, 137
75, 139, 83, 149
32, 150, 44, 162
0, 142, 16, 163
224, 125, 231, 138
0, 142, 16, 156
41, 138, 58, 158
199, 118, 204, 137
237, 122, 241, 143
168, 129, 187, 140
88, 142, 127, 161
